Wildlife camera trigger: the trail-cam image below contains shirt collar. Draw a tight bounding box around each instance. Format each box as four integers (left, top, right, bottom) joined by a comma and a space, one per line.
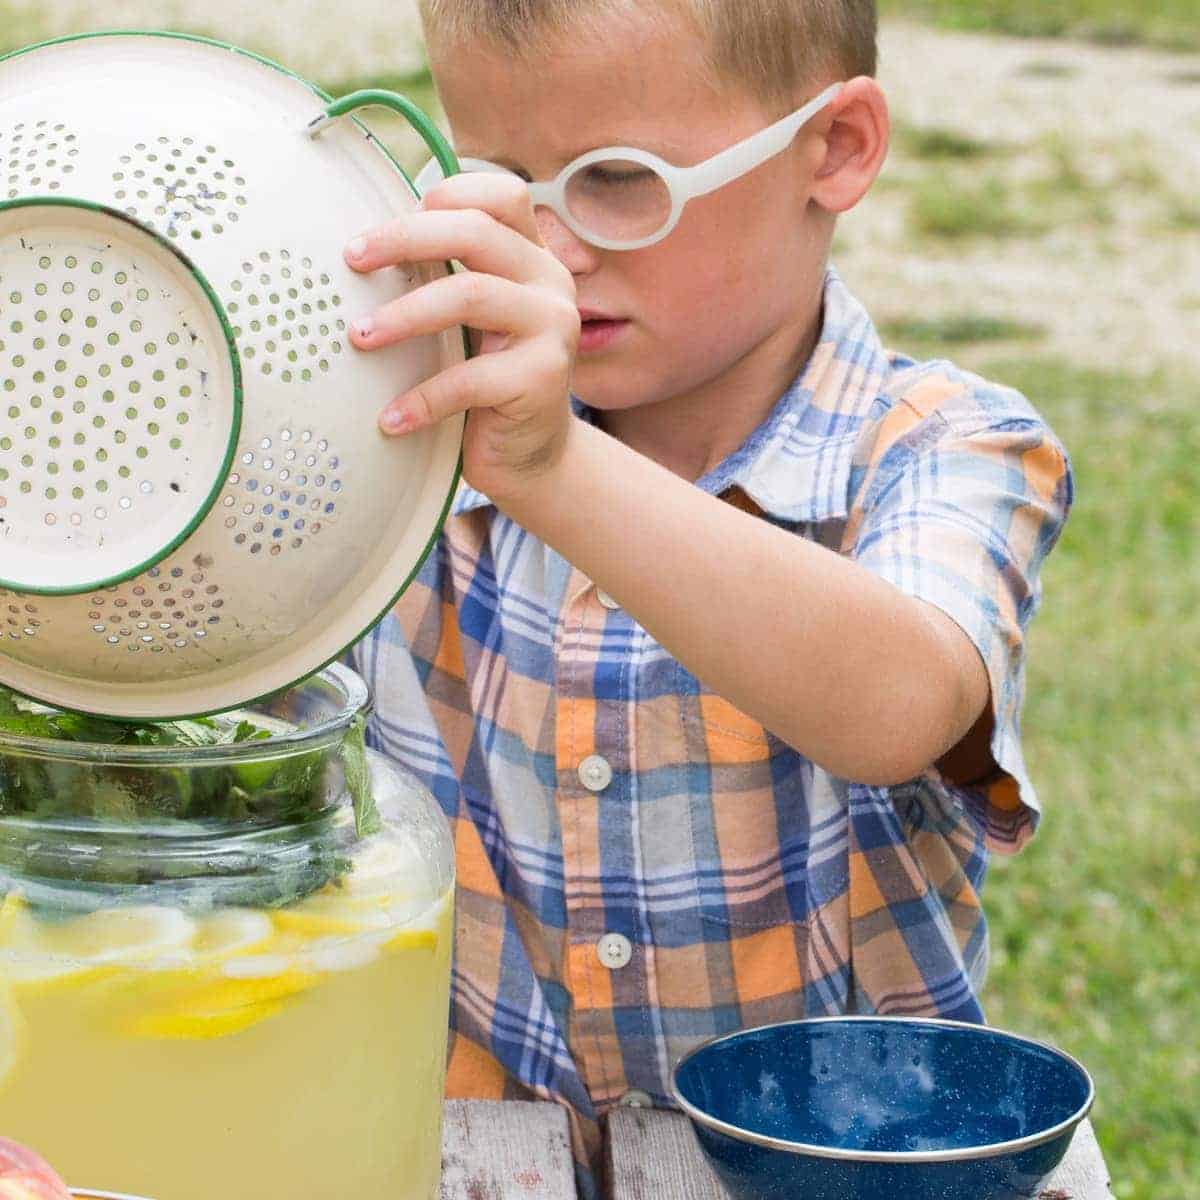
451, 265, 892, 522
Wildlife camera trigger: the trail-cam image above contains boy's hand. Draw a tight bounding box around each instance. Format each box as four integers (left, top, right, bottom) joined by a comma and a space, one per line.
343, 173, 580, 505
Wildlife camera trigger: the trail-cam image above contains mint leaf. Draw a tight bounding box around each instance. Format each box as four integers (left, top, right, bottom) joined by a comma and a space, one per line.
341, 714, 380, 838
159, 719, 224, 748
0, 684, 376, 908
0, 713, 59, 738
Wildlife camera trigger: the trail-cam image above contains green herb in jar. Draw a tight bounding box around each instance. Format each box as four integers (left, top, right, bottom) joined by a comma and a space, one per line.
0, 685, 380, 870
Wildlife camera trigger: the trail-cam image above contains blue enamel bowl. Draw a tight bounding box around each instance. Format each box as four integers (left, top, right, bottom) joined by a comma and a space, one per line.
671, 1017, 1094, 1200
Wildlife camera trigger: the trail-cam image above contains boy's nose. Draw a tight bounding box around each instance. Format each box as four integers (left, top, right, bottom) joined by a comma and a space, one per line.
534, 204, 599, 274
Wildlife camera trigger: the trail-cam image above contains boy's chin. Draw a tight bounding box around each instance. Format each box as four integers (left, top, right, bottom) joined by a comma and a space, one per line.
571, 384, 658, 416
572, 360, 666, 416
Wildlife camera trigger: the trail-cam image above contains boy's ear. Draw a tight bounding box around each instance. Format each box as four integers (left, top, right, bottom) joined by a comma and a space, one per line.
809, 76, 890, 214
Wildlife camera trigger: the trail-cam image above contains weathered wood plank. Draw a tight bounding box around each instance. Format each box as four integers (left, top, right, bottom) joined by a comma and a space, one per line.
605, 1109, 1114, 1200
605, 1108, 726, 1200
1038, 1120, 1116, 1200
441, 1100, 577, 1200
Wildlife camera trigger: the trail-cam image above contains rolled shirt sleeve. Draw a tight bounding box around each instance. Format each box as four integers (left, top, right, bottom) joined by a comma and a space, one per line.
846, 370, 1074, 852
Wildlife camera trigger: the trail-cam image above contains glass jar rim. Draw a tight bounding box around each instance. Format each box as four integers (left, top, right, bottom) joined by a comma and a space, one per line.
0, 661, 370, 765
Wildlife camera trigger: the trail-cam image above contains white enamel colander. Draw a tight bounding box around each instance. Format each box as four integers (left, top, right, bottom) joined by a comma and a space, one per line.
0, 30, 467, 718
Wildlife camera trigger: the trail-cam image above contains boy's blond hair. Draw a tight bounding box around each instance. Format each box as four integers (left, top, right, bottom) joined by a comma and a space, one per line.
418, 0, 877, 109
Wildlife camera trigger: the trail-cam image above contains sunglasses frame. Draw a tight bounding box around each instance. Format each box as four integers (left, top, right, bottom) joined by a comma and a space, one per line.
414, 82, 844, 250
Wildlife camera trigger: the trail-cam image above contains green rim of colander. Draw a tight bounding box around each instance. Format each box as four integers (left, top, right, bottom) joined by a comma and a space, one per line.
0, 194, 245, 597
0, 30, 469, 718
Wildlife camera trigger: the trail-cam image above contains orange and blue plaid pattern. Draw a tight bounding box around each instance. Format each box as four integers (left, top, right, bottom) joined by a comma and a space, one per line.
349, 267, 1072, 1194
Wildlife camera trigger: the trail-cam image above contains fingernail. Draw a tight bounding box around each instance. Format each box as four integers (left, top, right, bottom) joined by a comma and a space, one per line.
380, 406, 411, 435
353, 316, 374, 339
345, 236, 369, 261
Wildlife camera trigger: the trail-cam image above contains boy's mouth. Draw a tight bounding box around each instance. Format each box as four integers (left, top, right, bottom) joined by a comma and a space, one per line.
578, 310, 629, 353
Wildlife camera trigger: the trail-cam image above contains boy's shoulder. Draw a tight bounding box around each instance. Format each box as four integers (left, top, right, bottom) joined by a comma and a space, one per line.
838, 348, 1072, 518
874, 350, 1055, 439
748, 270, 1069, 523
806, 269, 1059, 445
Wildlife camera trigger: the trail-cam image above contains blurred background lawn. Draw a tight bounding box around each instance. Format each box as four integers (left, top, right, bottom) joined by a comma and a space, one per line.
882, 0, 1200, 49
0, 1, 1196, 1197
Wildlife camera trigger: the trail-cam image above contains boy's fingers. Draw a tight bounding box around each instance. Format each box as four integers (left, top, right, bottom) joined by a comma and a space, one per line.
345, 207, 562, 288
350, 270, 578, 348
377, 340, 563, 435
420, 171, 541, 244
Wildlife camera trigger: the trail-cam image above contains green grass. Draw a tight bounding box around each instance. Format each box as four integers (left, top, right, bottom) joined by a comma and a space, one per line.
1015, 59, 1080, 78
880, 314, 1046, 347
881, 0, 1200, 51
896, 123, 1000, 160
1166, 198, 1200, 230
977, 359, 1200, 1200
910, 175, 1047, 238
905, 132, 1121, 243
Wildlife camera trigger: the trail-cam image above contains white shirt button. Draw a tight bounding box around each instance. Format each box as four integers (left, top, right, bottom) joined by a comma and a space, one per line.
596, 588, 620, 610
597, 932, 633, 970
619, 1089, 653, 1109
578, 754, 613, 792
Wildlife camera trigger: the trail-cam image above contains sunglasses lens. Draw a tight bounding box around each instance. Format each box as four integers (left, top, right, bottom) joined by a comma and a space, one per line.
564, 158, 672, 245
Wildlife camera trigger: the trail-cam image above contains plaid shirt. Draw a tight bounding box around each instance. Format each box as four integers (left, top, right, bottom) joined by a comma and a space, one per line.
350, 267, 1072, 1193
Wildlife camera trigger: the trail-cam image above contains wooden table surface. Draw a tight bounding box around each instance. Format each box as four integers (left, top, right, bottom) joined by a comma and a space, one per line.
440, 1101, 1114, 1199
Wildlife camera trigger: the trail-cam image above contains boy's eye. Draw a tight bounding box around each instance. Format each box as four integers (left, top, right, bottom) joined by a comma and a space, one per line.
564, 160, 673, 235
578, 161, 658, 188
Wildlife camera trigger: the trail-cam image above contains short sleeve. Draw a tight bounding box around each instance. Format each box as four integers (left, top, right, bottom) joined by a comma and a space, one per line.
846, 374, 1073, 853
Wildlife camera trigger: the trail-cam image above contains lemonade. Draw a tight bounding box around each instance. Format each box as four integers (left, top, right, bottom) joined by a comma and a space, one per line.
0, 835, 454, 1200
0, 665, 455, 1200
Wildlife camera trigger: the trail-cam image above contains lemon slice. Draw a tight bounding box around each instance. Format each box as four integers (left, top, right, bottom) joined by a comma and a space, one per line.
0, 898, 195, 996
384, 928, 438, 954
272, 835, 438, 939
340, 835, 428, 899
0, 891, 113, 993
123, 969, 320, 1040
39, 905, 196, 963
127, 997, 291, 1040
271, 890, 396, 939
0, 890, 32, 946
193, 908, 275, 961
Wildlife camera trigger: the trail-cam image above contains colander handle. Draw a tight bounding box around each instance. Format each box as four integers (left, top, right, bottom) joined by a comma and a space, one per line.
306, 89, 460, 182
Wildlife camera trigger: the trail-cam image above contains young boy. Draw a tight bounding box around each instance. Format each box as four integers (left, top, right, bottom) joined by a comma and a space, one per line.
344, 0, 1072, 1191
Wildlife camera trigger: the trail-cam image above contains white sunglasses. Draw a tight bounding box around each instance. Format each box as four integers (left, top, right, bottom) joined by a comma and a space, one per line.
413, 82, 843, 250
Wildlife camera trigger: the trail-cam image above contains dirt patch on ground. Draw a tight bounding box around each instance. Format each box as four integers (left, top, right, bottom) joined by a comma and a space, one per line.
838, 22, 1200, 377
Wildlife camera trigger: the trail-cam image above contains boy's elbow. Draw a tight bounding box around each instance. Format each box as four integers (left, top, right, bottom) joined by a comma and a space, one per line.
843, 744, 936, 789
820, 696, 983, 787
848, 626, 992, 787
806, 727, 936, 788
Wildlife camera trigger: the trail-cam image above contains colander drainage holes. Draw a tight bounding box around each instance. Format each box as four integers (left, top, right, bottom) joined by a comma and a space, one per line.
227, 251, 345, 383
87, 564, 224, 653
223, 428, 342, 555
114, 136, 247, 241
0, 589, 42, 640
0, 239, 219, 544
2, 120, 79, 200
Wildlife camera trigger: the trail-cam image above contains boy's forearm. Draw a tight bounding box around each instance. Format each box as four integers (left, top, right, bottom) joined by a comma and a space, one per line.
500, 417, 989, 786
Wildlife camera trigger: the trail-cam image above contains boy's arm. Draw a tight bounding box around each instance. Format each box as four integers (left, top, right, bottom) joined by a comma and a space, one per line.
345, 174, 1012, 787
501, 416, 991, 787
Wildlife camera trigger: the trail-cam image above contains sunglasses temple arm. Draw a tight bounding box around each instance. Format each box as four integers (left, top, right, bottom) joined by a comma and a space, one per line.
680, 82, 843, 198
